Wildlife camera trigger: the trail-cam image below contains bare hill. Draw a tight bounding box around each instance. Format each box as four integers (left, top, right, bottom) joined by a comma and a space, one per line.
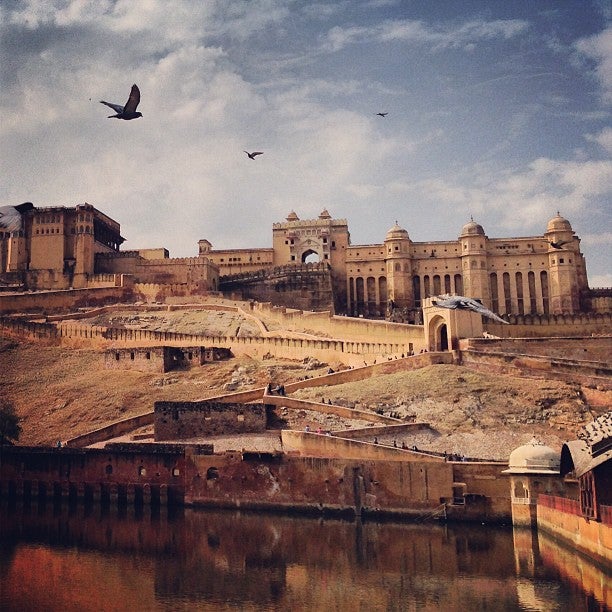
1, 306, 609, 459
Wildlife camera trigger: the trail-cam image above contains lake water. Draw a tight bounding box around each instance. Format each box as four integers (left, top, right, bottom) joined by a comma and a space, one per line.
0, 501, 609, 611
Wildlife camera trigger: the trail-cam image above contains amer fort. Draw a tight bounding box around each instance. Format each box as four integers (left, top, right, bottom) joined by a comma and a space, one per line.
0, 201, 611, 600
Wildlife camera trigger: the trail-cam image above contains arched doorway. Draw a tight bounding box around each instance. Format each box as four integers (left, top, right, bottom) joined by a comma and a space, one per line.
427, 314, 450, 352
439, 324, 448, 351
302, 249, 319, 264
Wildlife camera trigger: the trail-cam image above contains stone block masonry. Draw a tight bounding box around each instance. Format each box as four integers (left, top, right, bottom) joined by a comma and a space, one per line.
154, 400, 267, 441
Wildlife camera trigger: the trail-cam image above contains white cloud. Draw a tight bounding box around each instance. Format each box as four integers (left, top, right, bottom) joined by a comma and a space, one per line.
575, 26, 612, 103
324, 17, 528, 53
586, 126, 612, 153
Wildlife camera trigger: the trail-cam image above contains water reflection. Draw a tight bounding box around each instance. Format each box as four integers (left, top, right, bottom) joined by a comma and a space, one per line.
0, 501, 608, 611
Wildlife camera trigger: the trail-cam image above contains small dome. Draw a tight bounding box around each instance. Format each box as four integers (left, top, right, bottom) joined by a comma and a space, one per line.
286, 211, 299, 222
505, 439, 560, 474
318, 209, 331, 219
385, 222, 409, 241
546, 213, 572, 233
460, 219, 485, 237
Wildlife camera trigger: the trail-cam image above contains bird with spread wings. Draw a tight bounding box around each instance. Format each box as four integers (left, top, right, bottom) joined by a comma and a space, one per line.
100, 84, 142, 120
431, 294, 509, 324
244, 151, 264, 160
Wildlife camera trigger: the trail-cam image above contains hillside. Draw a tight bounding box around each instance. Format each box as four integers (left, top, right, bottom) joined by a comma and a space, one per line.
1, 307, 609, 459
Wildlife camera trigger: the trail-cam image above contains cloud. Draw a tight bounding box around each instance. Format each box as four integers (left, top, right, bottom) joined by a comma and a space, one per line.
575, 26, 612, 103
586, 126, 612, 153
324, 17, 528, 52
410, 156, 612, 234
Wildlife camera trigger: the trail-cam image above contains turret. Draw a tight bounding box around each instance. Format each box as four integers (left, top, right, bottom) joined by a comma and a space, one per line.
459, 219, 490, 305
544, 213, 581, 313
384, 222, 413, 309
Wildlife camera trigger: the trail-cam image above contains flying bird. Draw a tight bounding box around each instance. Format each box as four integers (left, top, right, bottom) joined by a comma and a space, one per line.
549, 240, 570, 249
0, 205, 24, 232
376, 112, 388, 117
100, 84, 142, 120
431, 294, 509, 325
244, 151, 264, 160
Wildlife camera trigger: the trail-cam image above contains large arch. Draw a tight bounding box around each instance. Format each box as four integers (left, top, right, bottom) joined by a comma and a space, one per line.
301, 249, 320, 263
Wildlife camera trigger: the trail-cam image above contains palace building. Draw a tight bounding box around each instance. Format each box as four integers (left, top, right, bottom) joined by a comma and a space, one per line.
0, 203, 595, 318
201, 209, 590, 318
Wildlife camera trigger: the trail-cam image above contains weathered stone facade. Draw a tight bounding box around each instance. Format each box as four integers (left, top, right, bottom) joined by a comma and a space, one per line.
2, 202, 607, 318
0, 202, 218, 294
105, 346, 232, 373
154, 400, 267, 441
202, 210, 599, 317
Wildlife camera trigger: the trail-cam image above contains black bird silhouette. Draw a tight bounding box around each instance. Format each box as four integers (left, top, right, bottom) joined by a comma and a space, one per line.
431, 294, 509, 324
100, 84, 142, 120
244, 151, 264, 160
376, 112, 388, 117
549, 239, 570, 249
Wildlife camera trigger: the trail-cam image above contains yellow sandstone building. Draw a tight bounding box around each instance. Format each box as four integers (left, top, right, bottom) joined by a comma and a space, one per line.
0, 203, 597, 318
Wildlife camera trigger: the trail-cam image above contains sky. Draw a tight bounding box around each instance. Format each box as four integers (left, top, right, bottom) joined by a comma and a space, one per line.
1, 0, 611, 287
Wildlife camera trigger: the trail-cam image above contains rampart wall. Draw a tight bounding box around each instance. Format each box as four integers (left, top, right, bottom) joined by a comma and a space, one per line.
154, 400, 267, 440
538, 495, 612, 565
65, 412, 156, 448
0, 444, 511, 521
462, 336, 612, 362
484, 312, 611, 337
280, 430, 442, 462
253, 301, 426, 346
458, 342, 612, 389
0, 286, 130, 314
0, 316, 416, 364
263, 395, 402, 424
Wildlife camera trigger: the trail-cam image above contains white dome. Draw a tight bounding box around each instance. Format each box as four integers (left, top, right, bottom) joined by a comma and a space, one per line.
460, 219, 485, 237
385, 223, 409, 241
546, 213, 572, 233
505, 438, 560, 474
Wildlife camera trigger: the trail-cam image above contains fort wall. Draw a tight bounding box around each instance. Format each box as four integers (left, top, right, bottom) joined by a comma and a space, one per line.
154, 400, 267, 441
0, 317, 416, 364
281, 430, 442, 462
0, 445, 190, 506
65, 412, 155, 448
184, 450, 453, 519
253, 301, 426, 346
537, 494, 612, 565
458, 341, 612, 389
461, 336, 612, 362
0, 286, 130, 314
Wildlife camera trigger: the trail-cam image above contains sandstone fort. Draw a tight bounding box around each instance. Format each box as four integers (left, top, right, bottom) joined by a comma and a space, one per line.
1, 202, 609, 318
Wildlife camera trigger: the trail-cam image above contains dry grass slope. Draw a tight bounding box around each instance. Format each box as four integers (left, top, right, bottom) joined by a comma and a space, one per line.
1, 306, 609, 458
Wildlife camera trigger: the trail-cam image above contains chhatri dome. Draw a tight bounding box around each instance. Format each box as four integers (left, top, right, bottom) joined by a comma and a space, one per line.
318, 209, 331, 220
505, 438, 560, 474
385, 222, 409, 241
286, 211, 299, 222
460, 218, 485, 237
546, 212, 572, 233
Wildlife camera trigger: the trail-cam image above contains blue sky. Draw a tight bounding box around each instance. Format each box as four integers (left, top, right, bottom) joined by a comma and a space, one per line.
1, 0, 610, 286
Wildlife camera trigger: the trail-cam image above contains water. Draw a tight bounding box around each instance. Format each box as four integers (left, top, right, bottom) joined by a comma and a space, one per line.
0, 501, 609, 611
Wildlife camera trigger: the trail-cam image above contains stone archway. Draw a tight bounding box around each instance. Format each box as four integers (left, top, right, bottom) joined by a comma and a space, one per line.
427, 314, 449, 351
301, 249, 320, 263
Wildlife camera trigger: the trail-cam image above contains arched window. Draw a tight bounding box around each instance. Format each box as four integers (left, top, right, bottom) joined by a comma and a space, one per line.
541, 271, 549, 314
515, 272, 524, 315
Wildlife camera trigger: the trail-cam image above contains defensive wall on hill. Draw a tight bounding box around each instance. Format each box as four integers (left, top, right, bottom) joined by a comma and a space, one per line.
0, 316, 415, 363
62, 354, 454, 449
458, 337, 612, 389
